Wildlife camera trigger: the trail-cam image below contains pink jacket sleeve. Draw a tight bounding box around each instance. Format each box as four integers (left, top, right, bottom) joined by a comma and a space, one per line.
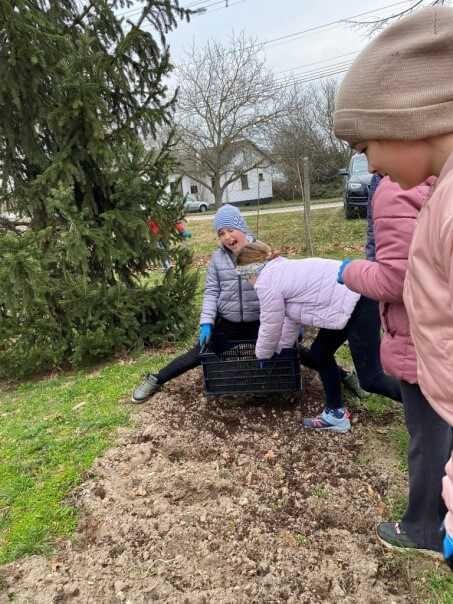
342, 185, 419, 303
342, 258, 405, 303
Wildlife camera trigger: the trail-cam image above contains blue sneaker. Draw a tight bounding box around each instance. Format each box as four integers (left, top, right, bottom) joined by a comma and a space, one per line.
303, 408, 351, 433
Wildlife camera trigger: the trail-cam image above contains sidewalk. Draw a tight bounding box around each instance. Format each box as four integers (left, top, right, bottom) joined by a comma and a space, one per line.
187, 201, 343, 221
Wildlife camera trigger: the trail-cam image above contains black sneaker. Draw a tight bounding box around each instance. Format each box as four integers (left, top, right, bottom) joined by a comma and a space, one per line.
342, 371, 370, 399
131, 374, 160, 403
377, 522, 443, 559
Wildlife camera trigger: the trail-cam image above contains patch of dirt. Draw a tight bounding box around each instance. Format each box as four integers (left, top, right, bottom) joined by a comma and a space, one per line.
0, 367, 438, 603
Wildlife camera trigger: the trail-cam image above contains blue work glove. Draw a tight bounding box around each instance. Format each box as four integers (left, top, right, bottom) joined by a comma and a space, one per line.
337, 259, 352, 284
199, 324, 213, 347
259, 353, 279, 369
443, 531, 453, 569
181, 230, 192, 238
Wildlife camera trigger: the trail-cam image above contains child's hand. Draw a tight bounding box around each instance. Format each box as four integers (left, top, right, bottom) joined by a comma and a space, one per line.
444, 531, 453, 569
199, 324, 213, 346
259, 354, 279, 369
337, 259, 352, 284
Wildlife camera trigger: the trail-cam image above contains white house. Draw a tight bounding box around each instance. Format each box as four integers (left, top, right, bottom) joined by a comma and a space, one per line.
170, 145, 273, 206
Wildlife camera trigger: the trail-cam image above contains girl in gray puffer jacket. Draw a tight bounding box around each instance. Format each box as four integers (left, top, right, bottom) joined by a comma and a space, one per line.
131, 205, 261, 403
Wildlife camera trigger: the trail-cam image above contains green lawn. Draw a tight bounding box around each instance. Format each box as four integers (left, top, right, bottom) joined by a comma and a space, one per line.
186, 205, 366, 262
1, 206, 451, 602
0, 353, 172, 564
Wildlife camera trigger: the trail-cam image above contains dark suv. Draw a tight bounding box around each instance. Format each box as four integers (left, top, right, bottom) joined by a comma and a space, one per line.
339, 153, 372, 219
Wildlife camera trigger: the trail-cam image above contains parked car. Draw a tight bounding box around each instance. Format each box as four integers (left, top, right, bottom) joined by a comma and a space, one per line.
339, 153, 372, 219
184, 198, 214, 213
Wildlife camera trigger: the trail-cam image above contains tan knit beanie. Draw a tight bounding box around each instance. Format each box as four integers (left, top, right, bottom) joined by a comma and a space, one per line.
334, 5, 453, 145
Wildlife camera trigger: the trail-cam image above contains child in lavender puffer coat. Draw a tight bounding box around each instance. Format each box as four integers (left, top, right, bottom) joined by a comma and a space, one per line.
236, 242, 402, 433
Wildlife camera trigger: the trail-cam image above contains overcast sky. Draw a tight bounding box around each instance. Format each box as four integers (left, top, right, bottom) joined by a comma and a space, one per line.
163, 0, 440, 84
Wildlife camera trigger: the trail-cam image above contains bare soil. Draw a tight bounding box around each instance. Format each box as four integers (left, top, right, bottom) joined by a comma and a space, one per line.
0, 365, 439, 604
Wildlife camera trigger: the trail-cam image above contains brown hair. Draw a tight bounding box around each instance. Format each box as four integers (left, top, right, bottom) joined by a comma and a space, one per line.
236, 242, 280, 265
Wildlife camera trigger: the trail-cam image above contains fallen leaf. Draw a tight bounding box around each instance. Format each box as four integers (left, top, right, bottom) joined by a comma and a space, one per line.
51, 560, 63, 572
367, 484, 376, 497
222, 451, 231, 460
373, 427, 388, 434
264, 450, 275, 460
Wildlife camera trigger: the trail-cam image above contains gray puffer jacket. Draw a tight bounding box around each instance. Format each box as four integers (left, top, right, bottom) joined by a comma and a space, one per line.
200, 245, 260, 325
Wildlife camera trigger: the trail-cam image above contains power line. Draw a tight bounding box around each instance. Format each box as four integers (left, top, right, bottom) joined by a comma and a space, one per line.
273, 58, 355, 86
116, 0, 239, 20
269, 64, 352, 92
195, 0, 248, 15
175, 61, 355, 121
171, 0, 414, 67
274, 50, 360, 76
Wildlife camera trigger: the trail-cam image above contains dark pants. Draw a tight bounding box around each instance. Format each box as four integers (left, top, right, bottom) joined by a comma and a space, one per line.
299, 346, 348, 382
300, 296, 402, 409
156, 318, 260, 384
400, 380, 452, 551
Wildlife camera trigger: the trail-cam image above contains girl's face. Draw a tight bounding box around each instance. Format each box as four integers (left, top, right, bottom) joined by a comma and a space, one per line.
218, 227, 247, 252
355, 139, 433, 190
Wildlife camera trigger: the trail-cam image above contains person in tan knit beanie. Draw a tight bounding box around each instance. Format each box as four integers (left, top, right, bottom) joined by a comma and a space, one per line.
333, 4, 453, 569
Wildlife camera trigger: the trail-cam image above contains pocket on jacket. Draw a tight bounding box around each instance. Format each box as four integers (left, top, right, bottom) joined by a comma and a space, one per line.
441, 339, 453, 373
380, 303, 390, 335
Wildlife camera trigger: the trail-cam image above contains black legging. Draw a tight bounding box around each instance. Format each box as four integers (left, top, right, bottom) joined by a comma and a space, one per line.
300, 296, 402, 408
299, 346, 348, 382
156, 318, 260, 384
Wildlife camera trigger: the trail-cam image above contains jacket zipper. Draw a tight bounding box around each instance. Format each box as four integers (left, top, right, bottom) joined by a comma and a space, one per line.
238, 275, 244, 322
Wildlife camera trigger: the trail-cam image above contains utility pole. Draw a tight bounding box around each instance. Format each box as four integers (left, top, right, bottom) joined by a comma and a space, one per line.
255, 166, 261, 236
296, 158, 314, 256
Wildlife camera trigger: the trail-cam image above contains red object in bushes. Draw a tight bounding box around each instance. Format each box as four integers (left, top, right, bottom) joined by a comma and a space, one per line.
148, 219, 160, 235
148, 219, 188, 236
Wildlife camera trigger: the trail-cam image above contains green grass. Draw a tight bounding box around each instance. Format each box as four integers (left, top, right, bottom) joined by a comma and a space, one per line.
0, 352, 173, 564
187, 206, 366, 262
423, 571, 453, 603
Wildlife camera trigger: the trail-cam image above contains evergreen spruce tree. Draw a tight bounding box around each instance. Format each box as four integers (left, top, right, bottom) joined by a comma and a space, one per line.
0, 0, 197, 378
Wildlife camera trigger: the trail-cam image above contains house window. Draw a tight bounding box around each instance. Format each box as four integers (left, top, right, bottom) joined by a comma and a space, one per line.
240, 174, 249, 190
190, 184, 198, 195
258, 172, 264, 182
169, 181, 177, 192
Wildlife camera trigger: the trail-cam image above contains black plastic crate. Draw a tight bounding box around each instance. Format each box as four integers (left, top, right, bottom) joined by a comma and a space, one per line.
200, 336, 301, 395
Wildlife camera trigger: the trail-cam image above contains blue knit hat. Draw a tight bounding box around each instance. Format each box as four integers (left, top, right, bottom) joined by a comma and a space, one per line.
213, 204, 249, 234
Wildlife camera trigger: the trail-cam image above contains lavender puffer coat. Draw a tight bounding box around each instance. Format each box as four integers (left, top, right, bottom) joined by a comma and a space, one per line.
254, 256, 360, 359
200, 245, 260, 325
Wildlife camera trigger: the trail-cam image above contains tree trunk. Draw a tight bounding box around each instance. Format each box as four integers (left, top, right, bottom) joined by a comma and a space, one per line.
213, 176, 223, 210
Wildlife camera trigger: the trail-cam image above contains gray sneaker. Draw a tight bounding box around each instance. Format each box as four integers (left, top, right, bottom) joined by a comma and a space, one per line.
131, 374, 160, 403
342, 371, 370, 399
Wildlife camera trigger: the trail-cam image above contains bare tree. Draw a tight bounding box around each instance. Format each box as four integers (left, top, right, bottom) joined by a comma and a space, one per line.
272, 79, 350, 199
347, 0, 447, 34
174, 32, 293, 208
